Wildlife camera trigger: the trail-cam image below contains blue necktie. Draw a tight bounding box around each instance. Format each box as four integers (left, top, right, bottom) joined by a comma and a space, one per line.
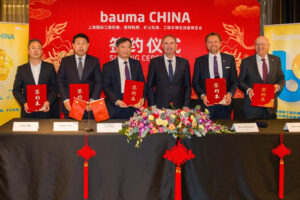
124, 61, 131, 80
213, 56, 220, 78
168, 60, 174, 82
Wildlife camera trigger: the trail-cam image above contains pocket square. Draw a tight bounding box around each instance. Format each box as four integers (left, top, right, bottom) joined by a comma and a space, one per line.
225, 66, 231, 69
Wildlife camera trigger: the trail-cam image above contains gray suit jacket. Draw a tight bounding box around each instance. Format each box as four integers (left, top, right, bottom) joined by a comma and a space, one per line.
238, 54, 285, 116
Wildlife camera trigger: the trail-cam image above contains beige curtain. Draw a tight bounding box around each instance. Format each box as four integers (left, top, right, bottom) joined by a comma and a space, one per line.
1, 0, 29, 23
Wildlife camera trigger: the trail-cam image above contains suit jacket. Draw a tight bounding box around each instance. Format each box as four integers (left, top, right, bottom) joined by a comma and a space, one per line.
192, 53, 238, 100
57, 54, 102, 102
102, 58, 146, 105
238, 54, 285, 115
147, 56, 191, 109
12, 61, 57, 117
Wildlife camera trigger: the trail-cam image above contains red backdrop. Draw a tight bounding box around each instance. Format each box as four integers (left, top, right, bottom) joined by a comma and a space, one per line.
29, 0, 260, 98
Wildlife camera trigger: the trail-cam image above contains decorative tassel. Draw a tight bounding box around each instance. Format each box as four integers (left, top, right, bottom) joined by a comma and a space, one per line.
164, 139, 194, 200
272, 134, 291, 200
175, 166, 182, 200
78, 135, 96, 200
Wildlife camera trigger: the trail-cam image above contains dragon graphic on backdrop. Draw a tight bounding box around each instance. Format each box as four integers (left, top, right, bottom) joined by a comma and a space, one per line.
221, 23, 254, 98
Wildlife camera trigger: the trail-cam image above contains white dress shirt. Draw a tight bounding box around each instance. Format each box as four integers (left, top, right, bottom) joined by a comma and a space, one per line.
118, 57, 131, 93
208, 53, 223, 78
164, 55, 176, 75
30, 61, 42, 85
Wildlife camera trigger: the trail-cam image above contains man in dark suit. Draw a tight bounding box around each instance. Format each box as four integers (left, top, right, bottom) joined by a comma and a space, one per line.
193, 32, 238, 119
13, 39, 57, 118
102, 37, 145, 119
147, 34, 191, 111
57, 33, 102, 118
238, 36, 285, 119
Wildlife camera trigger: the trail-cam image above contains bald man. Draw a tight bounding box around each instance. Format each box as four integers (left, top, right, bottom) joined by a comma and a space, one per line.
238, 36, 285, 120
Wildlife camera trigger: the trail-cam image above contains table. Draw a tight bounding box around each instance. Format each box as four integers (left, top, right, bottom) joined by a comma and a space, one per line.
1, 119, 300, 200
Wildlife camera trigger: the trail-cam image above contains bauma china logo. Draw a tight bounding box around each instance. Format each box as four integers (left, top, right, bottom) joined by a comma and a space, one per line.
0, 33, 15, 40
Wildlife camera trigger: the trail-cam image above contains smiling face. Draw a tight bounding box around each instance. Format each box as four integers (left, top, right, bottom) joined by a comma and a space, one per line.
73, 37, 89, 57
206, 35, 221, 55
116, 41, 132, 60
255, 36, 270, 58
28, 41, 43, 60
162, 36, 177, 57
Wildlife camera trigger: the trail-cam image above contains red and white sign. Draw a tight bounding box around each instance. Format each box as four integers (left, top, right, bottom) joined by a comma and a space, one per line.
29, 0, 260, 99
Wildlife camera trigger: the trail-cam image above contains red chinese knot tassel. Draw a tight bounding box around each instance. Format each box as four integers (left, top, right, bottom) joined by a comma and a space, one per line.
164, 139, 195, 200
78, 135, 96, 200
272, 134, 291, 199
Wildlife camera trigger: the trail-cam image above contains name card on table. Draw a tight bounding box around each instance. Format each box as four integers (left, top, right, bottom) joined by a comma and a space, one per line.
13, 122, 39, 132
283, 123, 300, 132
53, 122, 79, 131
97, 123, 122, 133
231, 123, 259, 133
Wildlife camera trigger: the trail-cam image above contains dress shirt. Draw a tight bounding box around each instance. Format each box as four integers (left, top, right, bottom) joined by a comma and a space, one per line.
30, 61, 42, 85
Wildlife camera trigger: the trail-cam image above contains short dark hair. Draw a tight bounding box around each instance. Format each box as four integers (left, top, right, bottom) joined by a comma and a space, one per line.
73, 33, 89, 43
116, 37, 132, 47
28, 39, 42, 48
162, 34, 177, 43
205, 32, 222, 43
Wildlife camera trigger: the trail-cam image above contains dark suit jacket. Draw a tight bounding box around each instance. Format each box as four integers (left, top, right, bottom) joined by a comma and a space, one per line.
192, 53, 238, 100
147, 56, 191, 109
57, 54, 102, 103
12, 61, 57, 117
238, 54, 285, 116
102, 58, 146, 104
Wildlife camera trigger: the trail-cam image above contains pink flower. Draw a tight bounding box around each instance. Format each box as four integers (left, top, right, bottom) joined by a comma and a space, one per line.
149, 123, 153, 128
158, 127, 164, 133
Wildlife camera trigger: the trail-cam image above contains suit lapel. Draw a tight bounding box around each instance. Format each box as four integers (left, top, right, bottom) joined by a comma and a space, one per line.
26, 63, 37, 85
172, 56, 181, 83
159, 56, 171, 83
81, 55, 89, 81
267, 54, 275, 83
220, 53, 228, 78
203, 54, 210, 79
129, 58, 136, 80
113, 59, 122, 93
253, 55, 264, 83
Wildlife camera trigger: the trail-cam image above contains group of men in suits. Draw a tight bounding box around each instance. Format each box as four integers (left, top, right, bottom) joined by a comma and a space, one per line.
13, 33, 285, 120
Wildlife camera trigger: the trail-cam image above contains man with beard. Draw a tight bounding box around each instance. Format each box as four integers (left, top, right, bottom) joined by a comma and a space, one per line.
192, 32, 238, 119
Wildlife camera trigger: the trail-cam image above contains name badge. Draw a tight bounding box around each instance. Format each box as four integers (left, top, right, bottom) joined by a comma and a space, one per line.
13, 122, 39, 132
97, 123, 122, 133
53, 122, 79, 131
231, 123, 259, 133
283, 123, 300, 132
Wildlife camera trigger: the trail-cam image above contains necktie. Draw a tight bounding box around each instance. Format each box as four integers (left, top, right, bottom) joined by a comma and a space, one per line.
262, 58, 268, 82
78, 57, 83, 80
124, 61, 131, 80
168, 60, 174, 82
213, 56, 220, 78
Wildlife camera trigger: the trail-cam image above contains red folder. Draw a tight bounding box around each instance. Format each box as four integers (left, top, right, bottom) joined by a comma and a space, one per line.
123, 80, 144, 106
90, 98, 110, 122
205, 78, 227, 106
69, 97, 87, 121
69, 84, 89, 105
27, 84, 47, 112
251, 83, 275, 108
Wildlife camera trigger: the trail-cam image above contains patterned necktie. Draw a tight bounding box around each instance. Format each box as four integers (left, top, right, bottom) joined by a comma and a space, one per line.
168, 60, 174, 82
213, 56, 220, 78
124, 61, 131, 80
262, 58, 268, 82
78, 57, 83, 80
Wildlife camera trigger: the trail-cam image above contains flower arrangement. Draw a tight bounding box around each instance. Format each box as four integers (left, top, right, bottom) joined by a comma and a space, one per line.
119, 105, 233, 147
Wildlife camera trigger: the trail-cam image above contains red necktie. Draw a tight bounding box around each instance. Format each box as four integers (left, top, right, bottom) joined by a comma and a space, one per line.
262, 58, 268, 82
